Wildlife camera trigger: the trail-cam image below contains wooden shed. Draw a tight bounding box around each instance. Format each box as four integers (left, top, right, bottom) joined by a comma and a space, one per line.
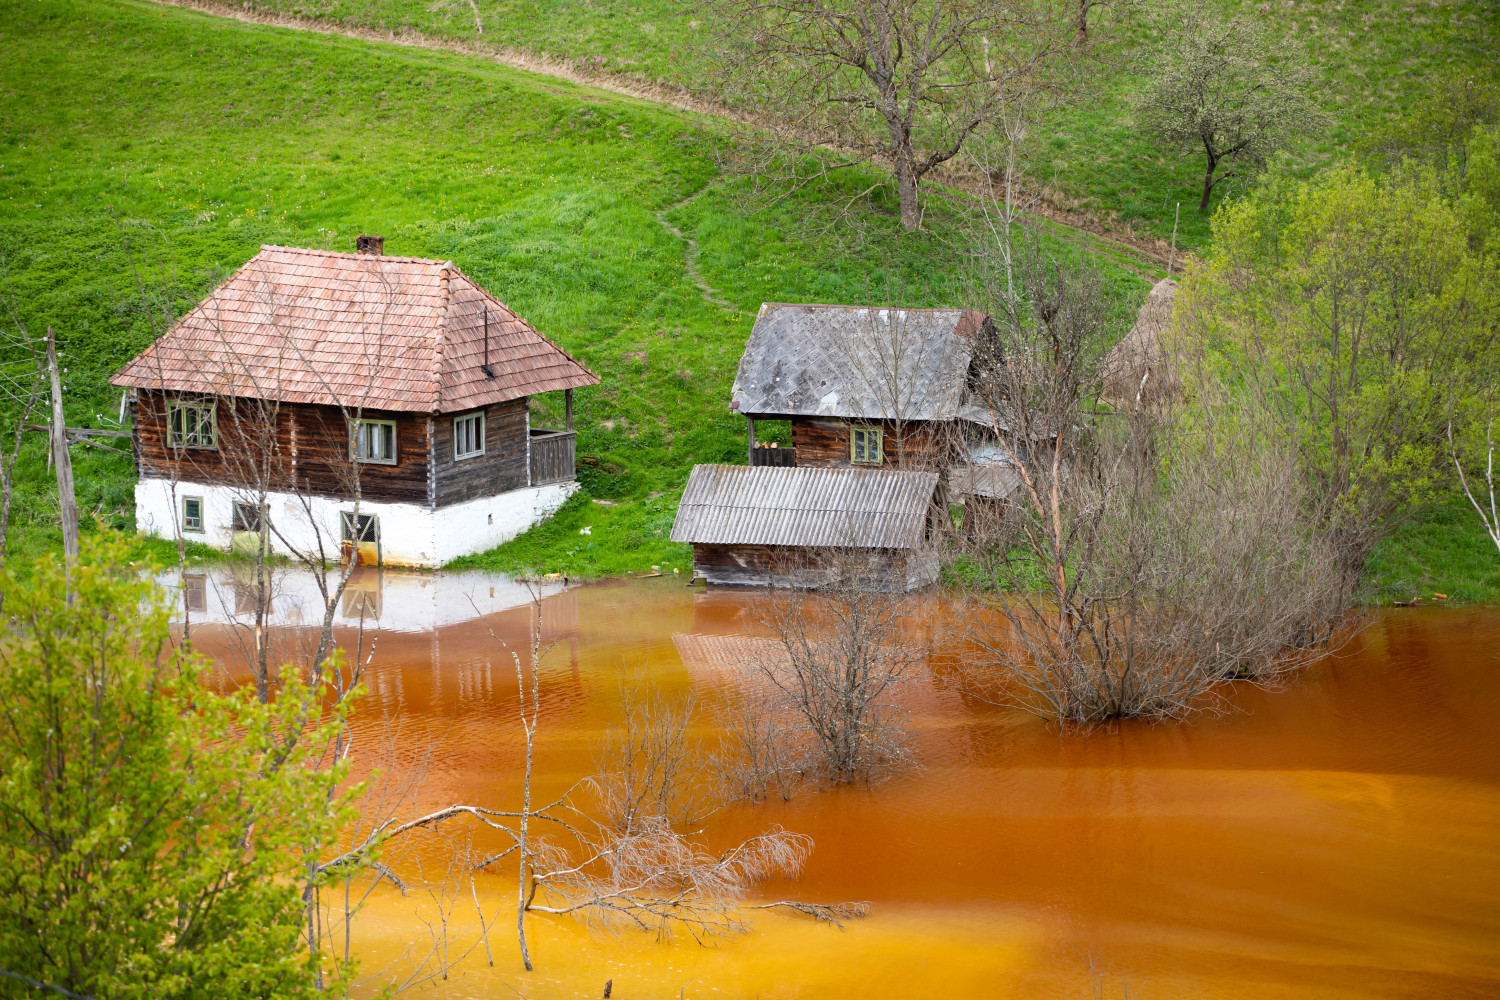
111, 241, 598, 567
670, 464, 942, 592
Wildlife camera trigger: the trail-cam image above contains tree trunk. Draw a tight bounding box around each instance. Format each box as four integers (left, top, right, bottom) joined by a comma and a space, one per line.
1199, 165, 1216, 211
895, 156, 922, 231
45, 327, 79, 564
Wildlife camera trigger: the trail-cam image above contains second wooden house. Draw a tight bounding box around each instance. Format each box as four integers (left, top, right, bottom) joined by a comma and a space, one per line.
671, 302, 1023, 590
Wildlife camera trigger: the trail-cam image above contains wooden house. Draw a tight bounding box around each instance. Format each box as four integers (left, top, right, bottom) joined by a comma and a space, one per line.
111, 241, 597, 567
669, 464, 942, 590
671, 303, 1029, 590
728, 303, 1004, 477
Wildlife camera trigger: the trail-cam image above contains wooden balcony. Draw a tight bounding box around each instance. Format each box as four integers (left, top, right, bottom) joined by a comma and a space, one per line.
530, 428, 576, 485
749, 443, 796, 468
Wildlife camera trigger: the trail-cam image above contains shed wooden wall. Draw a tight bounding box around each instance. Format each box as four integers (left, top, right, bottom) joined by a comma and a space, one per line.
430, 397, 530, 506
691, 543, 938, 592
790, 417, 952, 472
135, 390, 430, 506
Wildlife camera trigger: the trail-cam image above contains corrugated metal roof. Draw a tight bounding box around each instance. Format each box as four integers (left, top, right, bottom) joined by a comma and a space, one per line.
670, 464, 939, 549
730, 303, 993, 421
949, 463, 1022, 499
111, 246, 598, 412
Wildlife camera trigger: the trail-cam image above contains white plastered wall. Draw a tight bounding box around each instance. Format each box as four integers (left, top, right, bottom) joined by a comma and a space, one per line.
134, 477, 577, 568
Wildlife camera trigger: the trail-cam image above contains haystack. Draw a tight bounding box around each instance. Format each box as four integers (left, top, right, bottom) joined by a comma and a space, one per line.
1102, 278, 1181, 410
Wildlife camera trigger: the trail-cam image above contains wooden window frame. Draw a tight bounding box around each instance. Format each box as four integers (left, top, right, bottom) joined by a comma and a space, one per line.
453, 411, 485, 461
351, 418, 398, 466
181, 495, 204, 533
167, 399, 217, 450
850, 425, 884, 466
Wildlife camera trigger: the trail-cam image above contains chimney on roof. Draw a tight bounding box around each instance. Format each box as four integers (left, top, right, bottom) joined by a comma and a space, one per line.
355, 235, 384, 255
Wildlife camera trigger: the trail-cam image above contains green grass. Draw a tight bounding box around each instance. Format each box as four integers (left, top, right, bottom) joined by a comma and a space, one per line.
198, 0, 1500, 252
0, 0, 1147, 576
1364, 498, 1500, 605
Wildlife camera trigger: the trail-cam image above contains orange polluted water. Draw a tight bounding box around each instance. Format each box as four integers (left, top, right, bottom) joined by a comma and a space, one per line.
199, 574, 1500, 999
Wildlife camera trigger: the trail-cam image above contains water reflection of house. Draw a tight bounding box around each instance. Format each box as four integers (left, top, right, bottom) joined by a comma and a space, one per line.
671, 304, 1024, 591
165, 566, 570, 633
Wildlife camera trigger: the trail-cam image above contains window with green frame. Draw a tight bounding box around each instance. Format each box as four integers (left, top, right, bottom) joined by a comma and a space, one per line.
167, 399, 217, 449
850, 426, 883, 465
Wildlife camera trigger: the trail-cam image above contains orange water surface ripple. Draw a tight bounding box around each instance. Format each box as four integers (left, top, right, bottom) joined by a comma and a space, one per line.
219, 577, 1500, 999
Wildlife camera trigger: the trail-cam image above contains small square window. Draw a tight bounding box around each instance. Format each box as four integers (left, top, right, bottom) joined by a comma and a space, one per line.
352, 418, 398, 465
341, 512, 378, 543
231, 501, 263, 533
454, 411, 485, 460
850, 426, 883, 466
167, 400, 217, 449
182, 495, 204, 533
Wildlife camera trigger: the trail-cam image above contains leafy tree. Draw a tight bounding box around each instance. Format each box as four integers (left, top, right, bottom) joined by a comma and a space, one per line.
1176, 161, 1499, 590
1135, 0, 1328, 211
0, 534, 356, 999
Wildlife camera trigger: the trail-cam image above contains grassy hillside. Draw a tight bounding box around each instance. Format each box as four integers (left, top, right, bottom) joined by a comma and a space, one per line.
0, 0, 1146, 575
181, 0, 1500, 252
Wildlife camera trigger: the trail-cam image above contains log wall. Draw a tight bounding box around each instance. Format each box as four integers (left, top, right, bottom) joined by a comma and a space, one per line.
790, 417, 953, 472
691, 543, 938, 592
431, 397, 531, 506
134, 390, 431, 506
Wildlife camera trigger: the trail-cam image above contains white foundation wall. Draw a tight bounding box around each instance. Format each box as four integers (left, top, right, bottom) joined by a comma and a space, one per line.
135, 477, 578, 568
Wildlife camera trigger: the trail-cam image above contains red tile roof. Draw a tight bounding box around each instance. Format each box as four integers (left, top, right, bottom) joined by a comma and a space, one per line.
111, 246, 597, 412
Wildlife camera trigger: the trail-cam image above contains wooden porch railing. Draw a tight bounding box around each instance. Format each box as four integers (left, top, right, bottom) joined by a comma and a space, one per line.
530, 428, 576, 485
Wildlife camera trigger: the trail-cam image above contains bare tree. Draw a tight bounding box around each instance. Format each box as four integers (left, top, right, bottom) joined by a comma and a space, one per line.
712, 684, 812, 803
1134, 1, 1328, 210
589, 676, 715, 836
706, 0, 1075, 231
751, 556, 923, 784
956, 228, 1342, 723
461, 595, 866, 956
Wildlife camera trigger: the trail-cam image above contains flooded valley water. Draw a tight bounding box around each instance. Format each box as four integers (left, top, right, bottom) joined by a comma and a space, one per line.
192, 572, 1500, 999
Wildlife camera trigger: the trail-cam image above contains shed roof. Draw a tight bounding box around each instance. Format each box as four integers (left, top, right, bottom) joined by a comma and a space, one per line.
670, 464, 939, 550
730, 304, 992, 421
111, 246, 597, 412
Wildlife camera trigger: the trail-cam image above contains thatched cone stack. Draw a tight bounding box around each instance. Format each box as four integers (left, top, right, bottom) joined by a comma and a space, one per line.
1102, 277, 1182, 410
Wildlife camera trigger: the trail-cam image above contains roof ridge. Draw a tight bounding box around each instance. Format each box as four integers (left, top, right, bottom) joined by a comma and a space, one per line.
434, 265, 451, 405
758, 302, 971, 314
260, 244, 452, 266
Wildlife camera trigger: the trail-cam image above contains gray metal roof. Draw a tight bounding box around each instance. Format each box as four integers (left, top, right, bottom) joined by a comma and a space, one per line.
670, 464, 939, 549
730, 304, 992, 420
949, 463, 1022, 499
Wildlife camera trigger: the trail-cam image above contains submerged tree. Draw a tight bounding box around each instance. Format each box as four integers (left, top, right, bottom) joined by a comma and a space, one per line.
955, 226, 1342, 724
750, 556, 925, 783
1135, 1, 1327, 210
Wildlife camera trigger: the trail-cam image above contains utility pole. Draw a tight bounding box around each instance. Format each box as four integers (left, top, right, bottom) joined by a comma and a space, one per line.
46, 326, 79, 563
